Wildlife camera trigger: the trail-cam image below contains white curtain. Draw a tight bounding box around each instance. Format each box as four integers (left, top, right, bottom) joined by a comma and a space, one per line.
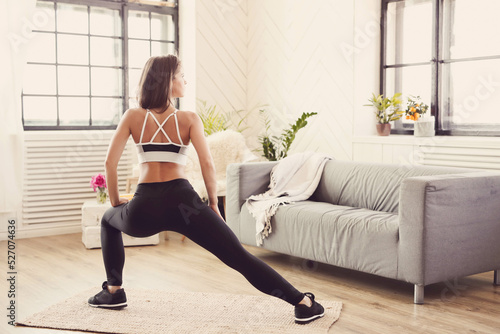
0, 0, 36, 215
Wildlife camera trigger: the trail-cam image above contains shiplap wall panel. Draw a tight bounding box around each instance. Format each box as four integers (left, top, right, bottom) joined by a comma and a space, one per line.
196, 0, 248, 115
248, 0, 354, 159
197, 0, 355, 159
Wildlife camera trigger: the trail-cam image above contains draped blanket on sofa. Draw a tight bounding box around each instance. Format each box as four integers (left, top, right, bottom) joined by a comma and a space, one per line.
246, 152, 332, 245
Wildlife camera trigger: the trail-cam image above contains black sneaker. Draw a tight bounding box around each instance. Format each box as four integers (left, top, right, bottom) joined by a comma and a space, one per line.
294, 292, 325, 324
88, 281, 127, 309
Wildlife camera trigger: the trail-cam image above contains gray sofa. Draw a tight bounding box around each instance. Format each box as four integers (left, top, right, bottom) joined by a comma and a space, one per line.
226, 159, 500, 304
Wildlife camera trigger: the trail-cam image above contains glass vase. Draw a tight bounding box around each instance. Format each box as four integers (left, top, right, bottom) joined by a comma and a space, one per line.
96, 189, 107, 204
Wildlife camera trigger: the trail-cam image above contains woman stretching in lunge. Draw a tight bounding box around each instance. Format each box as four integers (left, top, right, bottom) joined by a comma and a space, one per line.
87, 54, 324, 324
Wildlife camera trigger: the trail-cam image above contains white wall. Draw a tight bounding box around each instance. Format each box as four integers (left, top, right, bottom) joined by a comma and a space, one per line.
247, 0, 355, 159
353, 0, 381, 137
195, 0, 381, 159
195, 0, 248, 121
179, 0, 197, 112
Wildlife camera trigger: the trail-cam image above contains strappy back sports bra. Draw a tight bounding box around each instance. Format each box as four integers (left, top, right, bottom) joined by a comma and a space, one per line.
135, 109, 189, 165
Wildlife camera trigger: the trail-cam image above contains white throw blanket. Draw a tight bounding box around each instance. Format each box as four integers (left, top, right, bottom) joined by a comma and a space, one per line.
246, 152, 332, 245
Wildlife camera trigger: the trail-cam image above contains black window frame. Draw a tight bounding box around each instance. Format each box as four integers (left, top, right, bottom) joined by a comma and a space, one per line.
380, 0, 500, 136
22, 0, 179, 131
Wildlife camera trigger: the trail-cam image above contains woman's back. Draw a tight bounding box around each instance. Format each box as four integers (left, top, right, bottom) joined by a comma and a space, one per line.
128, 107, 194, 184
104, 55, 213, 205
130, 107, 191, 145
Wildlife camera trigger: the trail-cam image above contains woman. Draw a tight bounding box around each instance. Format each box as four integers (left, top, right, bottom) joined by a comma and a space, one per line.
88, 54, 324, 324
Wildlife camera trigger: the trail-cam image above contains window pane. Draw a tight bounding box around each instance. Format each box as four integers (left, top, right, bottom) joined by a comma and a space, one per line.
58, 66, 89, 95
129, 68, 143, 98
58, 34, 89, 65
151, 41, 174, 57
441, 59, 500, 129
443, 0, 500, 59
386, 66, 432, 101
92, 98, 121, 125
90, 37, 122, 66
129, 39, 151, 68
90, 7, 121, 37
91, 67, 122, 96
151, 14, 174, 41
23, 64, 56, 95
57, 3, 88, 34
23, 96, 57, 126
34, 2, 55, 32
26, 32, 56, 63
386, 0, 433, 65
385, 64, 432, 121
128, 11, 150, 39
59, 97, 90, 126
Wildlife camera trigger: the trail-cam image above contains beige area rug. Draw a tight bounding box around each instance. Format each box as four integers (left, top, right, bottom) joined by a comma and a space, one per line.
18, 289, 342, 334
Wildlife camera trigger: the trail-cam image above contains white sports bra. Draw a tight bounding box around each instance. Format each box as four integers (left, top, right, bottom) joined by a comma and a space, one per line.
135, 109, 189, 165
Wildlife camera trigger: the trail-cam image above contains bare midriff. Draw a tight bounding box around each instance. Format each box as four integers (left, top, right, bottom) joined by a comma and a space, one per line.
137, 161, 187, 184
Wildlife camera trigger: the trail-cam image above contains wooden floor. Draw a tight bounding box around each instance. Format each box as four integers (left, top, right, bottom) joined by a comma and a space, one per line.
1, 232, 499, 334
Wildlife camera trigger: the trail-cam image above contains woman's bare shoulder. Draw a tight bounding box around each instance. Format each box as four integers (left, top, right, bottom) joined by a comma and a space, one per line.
125, 107, 145, 116
177, 110, 199, 122
177, 109, 196, 116
120, 107, 145, 122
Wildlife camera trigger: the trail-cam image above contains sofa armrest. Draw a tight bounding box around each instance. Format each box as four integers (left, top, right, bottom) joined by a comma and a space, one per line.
225, 162, 277, 238
398, 171, 500, 285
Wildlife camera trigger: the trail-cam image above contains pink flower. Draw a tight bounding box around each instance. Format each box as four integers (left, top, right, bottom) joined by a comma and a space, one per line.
90, 173, 107, 192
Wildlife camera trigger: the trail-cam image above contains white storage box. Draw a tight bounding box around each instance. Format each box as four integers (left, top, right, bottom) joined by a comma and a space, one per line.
81, 200, 159, 249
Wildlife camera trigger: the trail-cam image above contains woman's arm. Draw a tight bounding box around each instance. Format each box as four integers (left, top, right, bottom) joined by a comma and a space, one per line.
189, 112, 222, 218
105, 110, 132, 207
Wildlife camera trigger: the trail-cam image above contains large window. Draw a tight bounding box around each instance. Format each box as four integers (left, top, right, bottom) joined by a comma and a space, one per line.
22, 0, 178, 130
381, 0, 500, 136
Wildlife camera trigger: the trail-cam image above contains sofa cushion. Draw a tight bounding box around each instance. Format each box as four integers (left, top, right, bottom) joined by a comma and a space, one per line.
312, 160, 472, 213
240, 200, 400, 279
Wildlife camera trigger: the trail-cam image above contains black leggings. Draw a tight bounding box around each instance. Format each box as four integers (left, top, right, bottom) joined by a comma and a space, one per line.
100, 178, 305, 306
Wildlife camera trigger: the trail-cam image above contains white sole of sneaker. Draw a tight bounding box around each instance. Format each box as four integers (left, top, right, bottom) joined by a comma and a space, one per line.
294, 312, 325, 324
88, 302, 127, 308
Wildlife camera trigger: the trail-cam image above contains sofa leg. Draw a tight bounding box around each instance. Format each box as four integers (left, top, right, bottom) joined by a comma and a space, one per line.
414, 284, 424, 304
495, 270, 500, 286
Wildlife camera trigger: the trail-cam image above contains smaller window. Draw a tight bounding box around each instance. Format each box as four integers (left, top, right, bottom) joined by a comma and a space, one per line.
381, 0, 500, 136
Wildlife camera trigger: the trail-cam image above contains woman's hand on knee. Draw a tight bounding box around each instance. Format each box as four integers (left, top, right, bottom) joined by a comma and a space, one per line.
112, 198, 129, 207
209, 203, 224, 221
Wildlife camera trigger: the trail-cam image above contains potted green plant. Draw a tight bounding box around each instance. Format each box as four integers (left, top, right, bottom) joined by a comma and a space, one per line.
196, 100, 228, 136
259, 110, 317, 161
365, 93, 404, 136
197, 99, 252, 135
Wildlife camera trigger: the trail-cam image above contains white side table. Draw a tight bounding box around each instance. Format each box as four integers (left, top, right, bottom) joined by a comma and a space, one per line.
81, 200, 159, 249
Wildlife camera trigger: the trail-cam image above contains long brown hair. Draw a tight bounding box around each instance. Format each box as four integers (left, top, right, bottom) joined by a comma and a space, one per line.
136, 55, 180, 113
